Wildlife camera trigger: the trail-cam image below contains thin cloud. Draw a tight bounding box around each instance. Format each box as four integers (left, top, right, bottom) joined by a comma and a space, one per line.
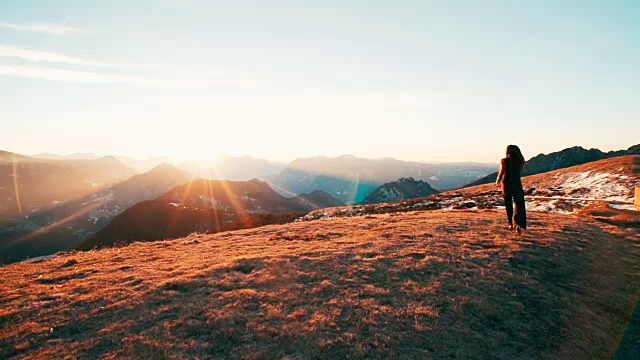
0, 45, 248, 83
0, 45, 102, 66
0, 22, 81, 35
0, 45, 166, 69
0, 63, 251, 86
0, 45, 219, 72
0, 64, 155, 84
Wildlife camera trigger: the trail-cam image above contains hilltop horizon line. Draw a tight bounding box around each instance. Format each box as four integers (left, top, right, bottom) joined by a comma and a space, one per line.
4, 142, 639, 166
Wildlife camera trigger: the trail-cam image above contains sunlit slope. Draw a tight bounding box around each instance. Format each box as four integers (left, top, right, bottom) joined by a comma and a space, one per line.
1, 210, 639, 359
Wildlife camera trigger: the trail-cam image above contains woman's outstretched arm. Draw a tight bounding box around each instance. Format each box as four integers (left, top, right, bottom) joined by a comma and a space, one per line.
495, 159, 506, 185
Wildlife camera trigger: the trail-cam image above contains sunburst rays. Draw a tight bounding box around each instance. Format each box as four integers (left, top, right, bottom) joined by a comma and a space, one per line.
12, 161, 23, 217
163, 161, 253, 237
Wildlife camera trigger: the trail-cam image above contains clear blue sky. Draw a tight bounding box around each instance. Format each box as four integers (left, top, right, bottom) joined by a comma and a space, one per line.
1, 0, 638, 162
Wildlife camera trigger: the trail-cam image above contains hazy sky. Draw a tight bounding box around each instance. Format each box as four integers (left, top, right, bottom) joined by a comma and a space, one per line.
1, 0, 639, 163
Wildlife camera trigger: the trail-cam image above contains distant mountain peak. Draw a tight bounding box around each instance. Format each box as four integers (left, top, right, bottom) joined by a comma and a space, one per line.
396, 177, 416, 183
337, 154, 358, 160
359, 177, 438, 205
96, 155, 127, 165
149, 162, 178, 172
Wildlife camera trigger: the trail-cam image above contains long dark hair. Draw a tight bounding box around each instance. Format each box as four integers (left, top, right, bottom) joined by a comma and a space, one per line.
506, 145, 525, 171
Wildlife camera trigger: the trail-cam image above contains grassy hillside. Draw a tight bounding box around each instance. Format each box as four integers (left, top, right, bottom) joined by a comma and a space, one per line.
1, 209, 639, 359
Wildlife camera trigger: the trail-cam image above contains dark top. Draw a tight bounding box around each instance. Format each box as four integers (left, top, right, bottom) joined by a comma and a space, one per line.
502, 157, 522, 187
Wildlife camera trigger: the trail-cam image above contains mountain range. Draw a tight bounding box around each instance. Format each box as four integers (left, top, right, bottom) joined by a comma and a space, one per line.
267, 155, 495, 204
179, 155, 287, 181
29, 152, 176, 173
30, 152, 286, 176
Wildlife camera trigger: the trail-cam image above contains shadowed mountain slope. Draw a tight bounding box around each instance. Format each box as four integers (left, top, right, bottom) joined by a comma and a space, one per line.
291, 190, 346, 209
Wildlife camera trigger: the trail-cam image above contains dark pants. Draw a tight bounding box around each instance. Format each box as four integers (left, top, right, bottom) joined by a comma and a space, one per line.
502, 184, 526, 229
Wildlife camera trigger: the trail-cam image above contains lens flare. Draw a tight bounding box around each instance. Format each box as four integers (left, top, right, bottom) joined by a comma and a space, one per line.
12, 161, 23, 217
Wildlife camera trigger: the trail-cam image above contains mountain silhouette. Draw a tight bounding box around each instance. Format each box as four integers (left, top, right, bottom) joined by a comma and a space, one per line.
77, 179, 342, 249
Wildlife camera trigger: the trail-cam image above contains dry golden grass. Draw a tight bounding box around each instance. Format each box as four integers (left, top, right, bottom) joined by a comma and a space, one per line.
1, 209, 639, 359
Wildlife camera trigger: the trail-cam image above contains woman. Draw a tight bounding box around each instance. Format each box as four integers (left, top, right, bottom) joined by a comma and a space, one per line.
496, 145, 526, 235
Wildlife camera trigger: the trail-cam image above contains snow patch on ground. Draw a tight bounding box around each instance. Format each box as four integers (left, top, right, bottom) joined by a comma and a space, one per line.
526, 199, 574, 215
609, 203, 639, 211
241, 192, 256, 202
558, 171, 633, 202
22, 254, 56, 263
